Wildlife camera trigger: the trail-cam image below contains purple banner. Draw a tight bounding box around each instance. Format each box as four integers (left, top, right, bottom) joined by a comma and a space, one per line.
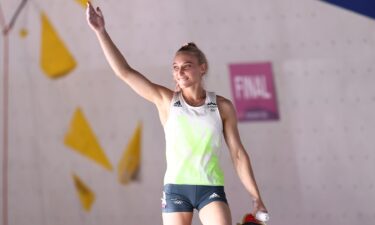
229, 62, 279, 121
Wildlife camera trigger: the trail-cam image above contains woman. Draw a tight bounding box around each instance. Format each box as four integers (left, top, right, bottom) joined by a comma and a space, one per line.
86, 2, 267, 225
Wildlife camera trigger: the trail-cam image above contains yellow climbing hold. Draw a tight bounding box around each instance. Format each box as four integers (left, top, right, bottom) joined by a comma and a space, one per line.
72, 173, 95, 211
19, 28, 28, 38
118, 122, 142, 185
40, 12, 76, 78
75, 0, 89, 8
64, 108, 113, 171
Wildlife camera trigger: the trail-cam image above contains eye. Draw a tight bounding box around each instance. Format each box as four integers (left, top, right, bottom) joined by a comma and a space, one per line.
173, 66, 179, 71
183, 64, 192, 69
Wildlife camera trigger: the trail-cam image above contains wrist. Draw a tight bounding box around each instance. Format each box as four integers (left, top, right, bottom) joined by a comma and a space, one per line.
252, 196, 263, 204
95, 28, 107, 36
251, 195, 261, 201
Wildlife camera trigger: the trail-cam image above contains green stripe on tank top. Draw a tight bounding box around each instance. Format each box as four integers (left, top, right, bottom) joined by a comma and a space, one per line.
173, 115, 224, 184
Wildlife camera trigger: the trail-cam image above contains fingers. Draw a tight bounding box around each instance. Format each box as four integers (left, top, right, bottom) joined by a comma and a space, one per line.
86, 1, 96, 16
251, 205, 258, 215
86, 1, 103, 18
96, 6, 103, 17
87, 1, 94, 11
86, 2, 93, 16
85, 1, 105, 31
87, 1, 93, 9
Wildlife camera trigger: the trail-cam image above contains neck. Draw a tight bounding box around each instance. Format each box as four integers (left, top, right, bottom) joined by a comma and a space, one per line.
181, 86, 206, 106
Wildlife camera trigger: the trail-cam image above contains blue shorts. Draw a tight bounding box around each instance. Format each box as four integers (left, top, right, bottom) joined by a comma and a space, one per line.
161, 184, 228, 213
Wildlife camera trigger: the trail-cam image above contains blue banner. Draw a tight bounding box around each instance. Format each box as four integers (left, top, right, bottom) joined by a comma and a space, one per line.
321, 0, 375, 20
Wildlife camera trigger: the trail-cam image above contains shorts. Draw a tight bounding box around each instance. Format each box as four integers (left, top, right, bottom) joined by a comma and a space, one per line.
161, 184, 228, 213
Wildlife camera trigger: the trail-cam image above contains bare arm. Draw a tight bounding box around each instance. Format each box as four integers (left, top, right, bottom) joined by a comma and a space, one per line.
86, 2, 172, 106
218, 96, 268, 214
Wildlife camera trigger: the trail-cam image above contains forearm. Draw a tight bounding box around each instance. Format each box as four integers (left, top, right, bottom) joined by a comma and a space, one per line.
95, 29, 133, 78
233, 149, 263, 201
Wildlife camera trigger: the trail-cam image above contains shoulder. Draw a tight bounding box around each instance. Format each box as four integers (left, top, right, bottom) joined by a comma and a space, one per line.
216, 95, 232, 107
216, 95, 237, 121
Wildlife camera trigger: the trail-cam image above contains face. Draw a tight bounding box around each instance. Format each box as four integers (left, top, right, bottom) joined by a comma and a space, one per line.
172, 53, 206, 89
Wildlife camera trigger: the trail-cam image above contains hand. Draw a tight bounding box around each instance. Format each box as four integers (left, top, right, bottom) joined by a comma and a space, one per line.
251, 198, 268, 215
86, 1, 105, 33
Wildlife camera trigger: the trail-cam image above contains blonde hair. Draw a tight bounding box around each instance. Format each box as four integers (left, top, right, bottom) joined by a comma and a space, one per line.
174, 42, 208, 92
176, 42, 209, 74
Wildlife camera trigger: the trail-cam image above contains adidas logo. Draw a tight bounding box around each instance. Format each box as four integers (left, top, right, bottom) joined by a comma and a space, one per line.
207, 102, 217, 111
209, 192, 220, 199
173, 100, 182, 107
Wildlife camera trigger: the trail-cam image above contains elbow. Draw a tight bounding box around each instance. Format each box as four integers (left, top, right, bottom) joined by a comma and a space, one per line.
116, 66, 134, 79
231, 148, 242, 165
232, 148, 249, 165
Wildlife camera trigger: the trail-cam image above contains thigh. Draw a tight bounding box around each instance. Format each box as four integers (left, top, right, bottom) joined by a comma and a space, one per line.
162, 212, 193, 225
198, 201, 232, 225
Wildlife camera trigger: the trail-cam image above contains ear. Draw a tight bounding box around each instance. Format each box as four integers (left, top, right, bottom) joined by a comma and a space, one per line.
200, 63, 207, 76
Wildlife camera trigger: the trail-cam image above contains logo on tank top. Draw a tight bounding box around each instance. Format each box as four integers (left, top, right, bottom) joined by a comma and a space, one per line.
207, 102, 217, 112
173, 100, 182, 107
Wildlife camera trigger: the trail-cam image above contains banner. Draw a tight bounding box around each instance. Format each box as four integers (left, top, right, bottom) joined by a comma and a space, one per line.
229, 62, 279, 122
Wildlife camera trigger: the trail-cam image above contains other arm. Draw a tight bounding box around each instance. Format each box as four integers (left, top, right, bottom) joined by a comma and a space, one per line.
218, 96, 268, 214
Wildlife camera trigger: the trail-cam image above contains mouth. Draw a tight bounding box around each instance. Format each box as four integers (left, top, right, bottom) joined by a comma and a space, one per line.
177, 77, 188, 82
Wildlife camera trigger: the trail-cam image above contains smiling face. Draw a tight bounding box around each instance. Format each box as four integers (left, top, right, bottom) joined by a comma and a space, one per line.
173, 52, 207, 89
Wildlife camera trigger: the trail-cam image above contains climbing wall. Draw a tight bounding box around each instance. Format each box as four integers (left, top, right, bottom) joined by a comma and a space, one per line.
0, 0, 374, 225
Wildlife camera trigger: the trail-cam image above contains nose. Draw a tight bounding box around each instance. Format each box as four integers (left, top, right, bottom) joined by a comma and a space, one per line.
175, 67, 185, 77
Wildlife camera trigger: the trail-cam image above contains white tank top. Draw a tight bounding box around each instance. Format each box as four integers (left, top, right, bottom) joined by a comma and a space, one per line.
163, 91, 225, 185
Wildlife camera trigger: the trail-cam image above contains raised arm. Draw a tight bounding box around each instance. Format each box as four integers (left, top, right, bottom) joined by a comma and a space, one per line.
86, 2, 172, 106
217, 96, 268, 215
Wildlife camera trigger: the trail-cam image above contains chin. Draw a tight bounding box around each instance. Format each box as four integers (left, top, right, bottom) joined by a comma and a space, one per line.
178, 82, 190, 89
179, 83, 194, 89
